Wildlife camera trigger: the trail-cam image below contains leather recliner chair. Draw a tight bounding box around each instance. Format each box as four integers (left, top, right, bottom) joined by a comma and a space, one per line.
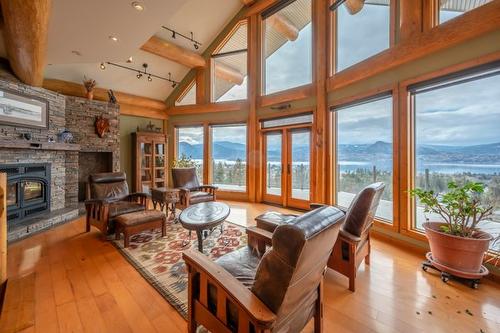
250, 182, 386, 292
183, 205, 345, 333
85, 172, 148, 235
171, 167, 217, 209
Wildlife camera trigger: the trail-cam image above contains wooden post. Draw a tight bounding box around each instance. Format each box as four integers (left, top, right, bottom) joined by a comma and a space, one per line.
399, 0, 423, 43
0, 172, 7, 306
312, 0, 328, 204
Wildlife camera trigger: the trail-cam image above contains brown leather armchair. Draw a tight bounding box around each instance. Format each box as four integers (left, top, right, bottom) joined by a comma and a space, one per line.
328, 182, 385, 291
85, 172, 148, 235
171, 167, 217, 209
183, 206, 345, 333
250, 182, 385, 292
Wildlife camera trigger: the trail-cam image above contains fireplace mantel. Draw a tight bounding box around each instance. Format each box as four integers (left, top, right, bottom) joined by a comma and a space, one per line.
0, 140, 81, 151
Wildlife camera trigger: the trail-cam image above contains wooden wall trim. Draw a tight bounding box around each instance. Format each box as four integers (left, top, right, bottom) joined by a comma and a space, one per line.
166, 101, 247, 116
327, 0, 500, 91
1, 0, 51, 87
258, 84, 314, 108
43, 79, 168, 119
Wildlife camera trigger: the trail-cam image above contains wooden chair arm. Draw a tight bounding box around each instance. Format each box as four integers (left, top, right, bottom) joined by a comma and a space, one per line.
127, 192, 149, 206
246, 226, 273, 245
183, 249, 277, 328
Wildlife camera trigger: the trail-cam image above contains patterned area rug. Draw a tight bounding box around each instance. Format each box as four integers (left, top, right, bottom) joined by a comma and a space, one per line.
112, 220, 247, 318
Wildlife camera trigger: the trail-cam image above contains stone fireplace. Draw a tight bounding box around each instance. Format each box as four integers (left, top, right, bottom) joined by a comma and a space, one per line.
0, 70, 120, 241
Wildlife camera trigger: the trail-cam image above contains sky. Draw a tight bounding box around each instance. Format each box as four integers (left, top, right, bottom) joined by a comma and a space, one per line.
178, 2, 499, 149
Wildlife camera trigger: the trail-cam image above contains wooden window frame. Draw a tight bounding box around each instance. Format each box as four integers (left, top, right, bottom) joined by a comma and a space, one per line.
211, 19, 249, 104
209, 122, 250, 198
329, 85, 399, 233
174, 124, 207, 184
260, 0, 315, 99
399, 51, 500, 243
329, 0, 396, 77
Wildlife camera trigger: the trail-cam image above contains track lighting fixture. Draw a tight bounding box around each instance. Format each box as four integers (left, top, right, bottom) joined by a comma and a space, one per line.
162, 26, 202, 50
101, 61, 179, 85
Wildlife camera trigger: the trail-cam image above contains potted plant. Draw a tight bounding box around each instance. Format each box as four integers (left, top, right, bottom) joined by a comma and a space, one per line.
410, 181, 494, 275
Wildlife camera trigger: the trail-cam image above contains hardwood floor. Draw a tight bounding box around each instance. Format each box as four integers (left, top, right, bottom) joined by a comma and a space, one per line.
1, 201, 499, 333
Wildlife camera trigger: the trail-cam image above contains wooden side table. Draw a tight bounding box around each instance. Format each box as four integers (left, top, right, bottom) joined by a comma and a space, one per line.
151, 187, 180, 221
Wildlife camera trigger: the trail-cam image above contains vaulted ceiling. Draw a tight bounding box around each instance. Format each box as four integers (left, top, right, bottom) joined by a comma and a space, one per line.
40, 0, 243, 100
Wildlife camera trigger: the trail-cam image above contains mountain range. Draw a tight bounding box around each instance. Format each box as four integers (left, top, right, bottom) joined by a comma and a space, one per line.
179, 141, 500, 163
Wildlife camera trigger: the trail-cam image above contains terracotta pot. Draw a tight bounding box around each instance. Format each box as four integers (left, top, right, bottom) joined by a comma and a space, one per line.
86, 90, 94, 100
423, 222, 492, 273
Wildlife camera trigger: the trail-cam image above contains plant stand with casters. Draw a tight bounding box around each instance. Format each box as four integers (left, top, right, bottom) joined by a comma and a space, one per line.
421, 252, 489, 289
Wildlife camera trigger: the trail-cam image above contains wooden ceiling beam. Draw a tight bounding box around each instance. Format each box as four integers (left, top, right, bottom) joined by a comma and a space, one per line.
43, 79, 168, 119
141, 36, 206, 68
267, 13, 299, 41
0, 0, 51, 87
214, 63, 245, 85
241, 0, 256, 6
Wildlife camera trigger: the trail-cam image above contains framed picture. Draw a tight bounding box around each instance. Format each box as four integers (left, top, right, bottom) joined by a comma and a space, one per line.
0, 89, 49, 129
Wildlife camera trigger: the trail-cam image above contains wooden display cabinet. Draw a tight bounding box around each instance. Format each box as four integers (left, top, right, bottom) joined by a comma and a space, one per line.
132, 132, 168, 193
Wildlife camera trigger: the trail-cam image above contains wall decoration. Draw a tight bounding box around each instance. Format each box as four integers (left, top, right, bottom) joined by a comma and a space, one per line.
0, 89, 48, 129
83, 76, 97, 100
95, 115, 110, 138
58, 129, 74, 143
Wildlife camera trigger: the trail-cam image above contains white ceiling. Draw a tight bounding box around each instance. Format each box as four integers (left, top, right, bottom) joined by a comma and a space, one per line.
42, 0, 243, 100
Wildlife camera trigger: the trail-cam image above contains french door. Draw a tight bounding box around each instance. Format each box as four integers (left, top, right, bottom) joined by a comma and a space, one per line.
262, 127, 311, 209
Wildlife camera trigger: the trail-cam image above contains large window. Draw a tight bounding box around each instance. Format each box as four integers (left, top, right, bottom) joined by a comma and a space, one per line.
263, 0, 312, 95
211, 124, 247, 191
176, 126, 204, 181
412, 64, 500, 249
334, 95, 393, 222
336, 0, 390, 72
439, 0, 491, 25
212, 21, 248, 102
175, 81, 196, 106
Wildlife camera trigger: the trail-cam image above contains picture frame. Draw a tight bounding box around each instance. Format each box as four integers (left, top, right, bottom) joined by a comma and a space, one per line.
0, 88, 49, 129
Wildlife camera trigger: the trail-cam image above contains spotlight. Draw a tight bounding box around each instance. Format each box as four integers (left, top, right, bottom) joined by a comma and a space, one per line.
172, 31, 176, 39
100, 62, 106, 70
109, 35, 119, 42
194, 43, 199, 50
147, 75, 152, 82
131, 1, 144, 11
137, 72, 142, 79
172, 82, 177, 88
126, 57, 133, 63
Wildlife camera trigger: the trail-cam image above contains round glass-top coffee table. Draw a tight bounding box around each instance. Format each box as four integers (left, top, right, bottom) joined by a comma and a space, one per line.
179, 202, 231, 252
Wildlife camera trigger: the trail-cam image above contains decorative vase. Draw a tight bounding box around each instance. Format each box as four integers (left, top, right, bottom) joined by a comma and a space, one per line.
59, 129, 74, 143
423, 222, 492, 274
86, 90, 94, 100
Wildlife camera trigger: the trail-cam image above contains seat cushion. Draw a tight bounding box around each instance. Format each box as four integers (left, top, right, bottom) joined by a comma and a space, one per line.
211, 246, 260, 331
255, 211, 298, 232
109, 201, 144, 218
189, 191, 214, 204
215, 246, 260, 288
115, 210, 166, 227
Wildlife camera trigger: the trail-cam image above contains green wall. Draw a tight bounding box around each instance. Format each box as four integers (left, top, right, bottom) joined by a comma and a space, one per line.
120, 115, 164, 187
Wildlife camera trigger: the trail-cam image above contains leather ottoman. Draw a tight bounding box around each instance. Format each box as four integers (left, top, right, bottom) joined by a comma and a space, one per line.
254, 211, 299, 232
115, 210, 166, 247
